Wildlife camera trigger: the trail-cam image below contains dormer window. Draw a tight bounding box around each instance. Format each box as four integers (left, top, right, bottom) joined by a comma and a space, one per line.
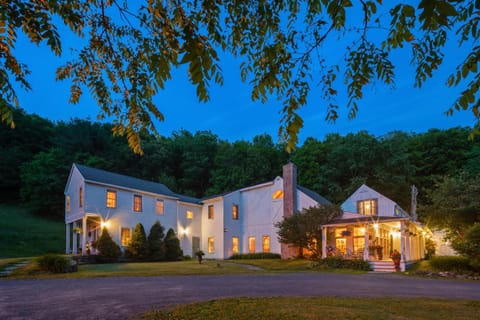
357, 199, 378, 216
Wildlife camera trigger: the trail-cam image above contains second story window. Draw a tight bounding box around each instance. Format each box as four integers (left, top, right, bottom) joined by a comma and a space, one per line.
106, 190, 117, 208
357, 199, 378, 216
156, 199, 164, 215
232, 204, 239, 220
186, 210, 194, 219
133, 194, 142, 212
208, 205, 214, 219
79, 187, 83, 208
66, 195, 71, 213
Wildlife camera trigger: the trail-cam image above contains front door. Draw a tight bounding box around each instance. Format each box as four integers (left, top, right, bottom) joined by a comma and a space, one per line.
336, 238, 346, 255
192, 236, 200, 255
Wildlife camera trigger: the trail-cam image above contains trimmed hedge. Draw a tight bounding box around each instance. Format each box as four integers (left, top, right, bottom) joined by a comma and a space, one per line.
318, 256, 371, 271
228, 253, 281, 260
37, 254, 72, 273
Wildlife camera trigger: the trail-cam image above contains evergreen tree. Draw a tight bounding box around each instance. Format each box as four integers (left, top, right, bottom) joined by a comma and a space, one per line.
164, 228, 183, 261
94, 227, 121, 261
148, 221, 166, 261
127, 223, 149, 261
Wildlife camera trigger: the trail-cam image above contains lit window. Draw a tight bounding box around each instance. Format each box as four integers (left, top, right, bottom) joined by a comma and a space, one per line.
353, 237, 365, 255
121, 227, 131, 246
208, 205, 214, 219
79, 187, 83, 208
106, 190, 117, 208
186, 210, 194, 219
156, 199, 164, 215
262, 236, 270, 253
354, 227, 365, 237
232, 204, 239, 220
248, 237, 256, 253
272, 190, 284, 199
208, 237, 214, 254
357, 199, 378, 216
133, 195, 142, 212
66, 195, 71, 213
232, 237, 239, 254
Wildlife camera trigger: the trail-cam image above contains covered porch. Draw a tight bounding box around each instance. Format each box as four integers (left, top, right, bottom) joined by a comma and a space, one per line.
65, 214, 103, 255
321, 217, 428, 271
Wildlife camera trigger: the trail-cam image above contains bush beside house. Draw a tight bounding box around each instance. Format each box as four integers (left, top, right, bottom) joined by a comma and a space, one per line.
93, 227, 121, 262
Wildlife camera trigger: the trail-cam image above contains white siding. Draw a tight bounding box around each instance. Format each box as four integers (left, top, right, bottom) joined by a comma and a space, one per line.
223, 192, 242, 258
177, 202, 202, 257
64, 166, 85, 223
341, 184, 397, 217
201, 198, 225, 259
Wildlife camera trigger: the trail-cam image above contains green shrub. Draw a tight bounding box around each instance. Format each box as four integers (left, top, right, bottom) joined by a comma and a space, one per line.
37, 254, 70, 273
126, 223, 149, 261
148, 221, 165, 261
93, 227, 121, 262
164, 228, 183, 261
428, 256, 477, 272
228, 253, 281, 260
318, 257, 371, 271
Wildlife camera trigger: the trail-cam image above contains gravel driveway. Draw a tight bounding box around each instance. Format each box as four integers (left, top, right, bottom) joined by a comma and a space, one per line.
1, 273, 479, 319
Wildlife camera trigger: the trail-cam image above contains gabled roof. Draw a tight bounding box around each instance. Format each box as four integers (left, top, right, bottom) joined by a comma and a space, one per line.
298, 185, 331, 205
74, 164, 201, 204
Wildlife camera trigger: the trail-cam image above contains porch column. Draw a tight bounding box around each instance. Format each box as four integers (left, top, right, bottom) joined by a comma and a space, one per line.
400, 221, 406, 271
363, 223, 369, 260
81, 216, 87, 256
72, 221, 78, 255
321, 226, 327, 258
65, 223, 70, 254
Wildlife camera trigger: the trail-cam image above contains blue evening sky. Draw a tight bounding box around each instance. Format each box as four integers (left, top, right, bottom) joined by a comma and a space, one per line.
13, 8, 474, 145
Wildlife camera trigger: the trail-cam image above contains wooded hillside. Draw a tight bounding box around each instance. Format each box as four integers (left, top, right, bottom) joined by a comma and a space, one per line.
1, 109, 479, 223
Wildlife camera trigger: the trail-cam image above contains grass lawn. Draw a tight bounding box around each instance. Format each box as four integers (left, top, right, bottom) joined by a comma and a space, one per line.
140, 297, 480, 320
4, 258, 365, 279
5, 259, 258, 279
0, 204, 64, 258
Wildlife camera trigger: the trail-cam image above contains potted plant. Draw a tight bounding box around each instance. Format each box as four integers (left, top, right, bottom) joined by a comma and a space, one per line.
390, 249, 401, 271
195, 250, 205, 264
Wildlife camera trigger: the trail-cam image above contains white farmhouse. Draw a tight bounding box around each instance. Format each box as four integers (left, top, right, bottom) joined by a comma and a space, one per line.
64, 162, 329, 259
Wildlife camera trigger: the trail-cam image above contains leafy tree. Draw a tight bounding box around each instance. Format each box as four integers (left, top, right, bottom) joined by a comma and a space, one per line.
148, 221, 166, 261
3, 1, 478, 153
421, 173, 480, 236
126, 223, 149, 261
452, 223, 480, 268
276, 204, 343, 258
421, 173, 480, 264
19, 148, 71, 218
164, 228, 183, 261
94, 227, 121, 261
0, 109, 54, 201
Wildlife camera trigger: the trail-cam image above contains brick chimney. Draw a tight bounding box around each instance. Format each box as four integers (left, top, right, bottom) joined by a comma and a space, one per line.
281, 162, 298, 258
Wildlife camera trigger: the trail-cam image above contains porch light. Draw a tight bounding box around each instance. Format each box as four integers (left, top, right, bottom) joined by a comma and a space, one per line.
373, 223, 379, 230
101, 220, 110, 229
180, 227, 188, 237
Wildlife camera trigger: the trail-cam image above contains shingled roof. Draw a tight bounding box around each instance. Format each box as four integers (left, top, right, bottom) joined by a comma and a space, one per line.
74, 164, 200, 204
297, 185, 331, 205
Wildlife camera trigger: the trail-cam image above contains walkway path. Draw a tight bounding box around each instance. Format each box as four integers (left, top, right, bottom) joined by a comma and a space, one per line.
1, 273, 479, 319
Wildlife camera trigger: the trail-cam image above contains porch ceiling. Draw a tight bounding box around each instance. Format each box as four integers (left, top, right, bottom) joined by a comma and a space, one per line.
323, 216, 409, 227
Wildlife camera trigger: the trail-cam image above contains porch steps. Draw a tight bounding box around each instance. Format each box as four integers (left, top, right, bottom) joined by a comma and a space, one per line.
370, 261, 396, 272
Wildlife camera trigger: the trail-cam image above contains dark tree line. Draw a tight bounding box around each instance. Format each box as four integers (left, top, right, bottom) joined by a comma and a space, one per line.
1, 109, 479, 223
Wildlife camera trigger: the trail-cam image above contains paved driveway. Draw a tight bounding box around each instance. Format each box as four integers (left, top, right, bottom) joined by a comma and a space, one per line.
1, 273, 479, 319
